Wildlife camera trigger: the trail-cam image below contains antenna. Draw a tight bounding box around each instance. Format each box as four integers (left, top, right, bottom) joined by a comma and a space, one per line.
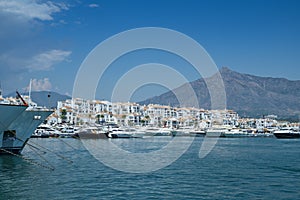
47, 92, 51, 109
0, 81, 2, 98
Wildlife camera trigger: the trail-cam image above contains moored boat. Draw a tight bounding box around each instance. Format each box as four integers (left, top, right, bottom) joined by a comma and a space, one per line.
0, 103, 28, 154
108, 127, 145, 138
273, 129, 300, 139
205, 129, 227, 137
6, 107, 53, 153
189, 129, 206, 136
222, 129, 254, 138
32, 123, 61, 138
0, 90, 54, 154
172, 127, 193, 137
76, 125, 108, 139
143, 127, 173, 136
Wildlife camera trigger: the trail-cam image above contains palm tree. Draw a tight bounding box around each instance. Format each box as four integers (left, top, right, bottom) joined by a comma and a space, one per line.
61, 109, 67, 123
100, 114, 105, 124
96, 114, 101, 124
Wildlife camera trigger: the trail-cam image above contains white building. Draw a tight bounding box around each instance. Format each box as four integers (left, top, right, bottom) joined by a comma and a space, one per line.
54, 98, 241, 128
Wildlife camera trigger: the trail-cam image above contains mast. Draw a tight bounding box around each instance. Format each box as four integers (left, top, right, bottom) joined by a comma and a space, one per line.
0, 81, 2, 98
47, 92, 51, 109
28, 79, 32, 105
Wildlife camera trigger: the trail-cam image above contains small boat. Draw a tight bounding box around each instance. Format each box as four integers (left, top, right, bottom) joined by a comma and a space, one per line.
273, 129, 300, 139
76, 126, 108, 139
56, 125, 76, 138
143, 127, 173, 136
205, 129, 227, 137
32, 124, 60, 138
172, 127, 194, 136
189, 129, 206, 136
222, 129, 254, 138
108, 127, 145, 138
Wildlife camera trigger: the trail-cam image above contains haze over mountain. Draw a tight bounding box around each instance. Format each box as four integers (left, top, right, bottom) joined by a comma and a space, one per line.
139, 67, 300, 120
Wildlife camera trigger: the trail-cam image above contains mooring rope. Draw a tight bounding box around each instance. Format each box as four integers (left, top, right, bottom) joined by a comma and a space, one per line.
57, 137, 76, 150
28, 145, 56, 170
4, 130, 74, 164
27, 140, 73, 164
13, 136, 48, 154
0, 148, 55, 171
3, 123, 70, 170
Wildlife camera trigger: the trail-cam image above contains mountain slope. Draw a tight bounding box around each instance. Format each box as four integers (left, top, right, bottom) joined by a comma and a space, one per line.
139, 67, 300, 119
30, 91, 70, 108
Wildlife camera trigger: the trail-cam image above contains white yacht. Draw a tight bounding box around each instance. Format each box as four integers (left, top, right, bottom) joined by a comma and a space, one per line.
205, 129, 227, 137
172, 126, 194, 136
32, 124, 61, 138
108, 127, 145, 138
222, 129, 254, 138
0, 95, 53, 154
142, 127, 173, 136
274, 128, 300, 139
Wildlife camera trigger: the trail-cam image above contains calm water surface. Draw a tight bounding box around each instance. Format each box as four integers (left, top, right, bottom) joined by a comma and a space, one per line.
0, 137, 299, 199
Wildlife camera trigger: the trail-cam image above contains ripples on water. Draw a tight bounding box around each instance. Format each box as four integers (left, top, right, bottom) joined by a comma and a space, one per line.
0, 137, 299, 199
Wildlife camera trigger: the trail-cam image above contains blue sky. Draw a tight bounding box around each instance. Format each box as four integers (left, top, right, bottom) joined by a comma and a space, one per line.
0, 0, 299, 101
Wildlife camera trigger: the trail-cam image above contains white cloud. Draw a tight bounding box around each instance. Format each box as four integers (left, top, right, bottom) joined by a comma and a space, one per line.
28, 49, 72, 71
88, 4, 99, 8
0, 49, 71, 75
0, 0, 69, 21
24, 78, 52, 91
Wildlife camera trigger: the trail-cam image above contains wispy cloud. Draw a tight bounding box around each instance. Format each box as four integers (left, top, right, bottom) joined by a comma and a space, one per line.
0, 0, 70, 54
23, 78, 52, 92
27, 49, 72, 71
31, 78, 52, 91
0, 0, 69, 21
88, 4, 99, 8
0, 49, 72, 71
0, 1, 71, 72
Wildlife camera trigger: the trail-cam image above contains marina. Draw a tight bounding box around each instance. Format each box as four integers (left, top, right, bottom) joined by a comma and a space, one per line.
0, 90, 297, 157
24, 96, 296, 140
0, 0, 299, 199
30, 123, 280, 139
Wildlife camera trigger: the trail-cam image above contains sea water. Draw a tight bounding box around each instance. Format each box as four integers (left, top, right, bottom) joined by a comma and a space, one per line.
0, 137, 299, 199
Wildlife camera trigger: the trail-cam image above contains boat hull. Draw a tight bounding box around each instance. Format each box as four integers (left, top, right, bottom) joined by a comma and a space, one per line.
77, 133, 108, 139
0, 147, 24, 154
274, 132, 300, 139
0, 104, 27, 130
0, 108, 53, 154
205, 129, 226, 137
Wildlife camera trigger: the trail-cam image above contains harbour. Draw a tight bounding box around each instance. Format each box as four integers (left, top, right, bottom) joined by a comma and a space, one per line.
0, 83, 298, 200
2, 95, 298, 199
0, 1, 299, 199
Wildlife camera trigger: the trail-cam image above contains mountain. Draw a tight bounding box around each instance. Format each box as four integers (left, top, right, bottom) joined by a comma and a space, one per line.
5, 91, 70, 108
139, 67, 300, 120
30, 91, 70, 108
